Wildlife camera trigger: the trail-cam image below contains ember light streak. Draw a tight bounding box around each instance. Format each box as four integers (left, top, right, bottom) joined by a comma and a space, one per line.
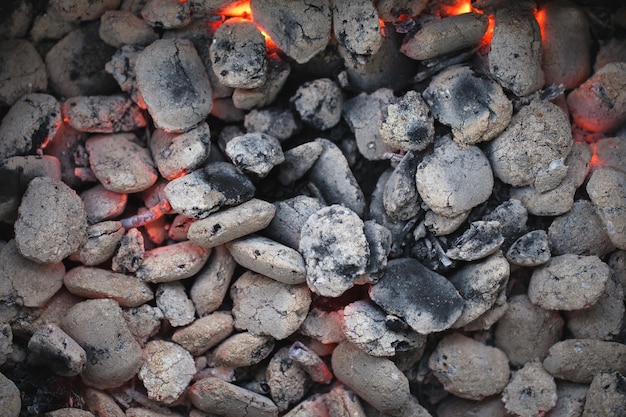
121, 199, 171, 229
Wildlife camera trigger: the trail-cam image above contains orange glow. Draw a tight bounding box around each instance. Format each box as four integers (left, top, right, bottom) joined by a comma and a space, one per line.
588, 142, 605, 171
534, 7, 547, 43
440, 0, 473, 17
221, 1, 252, 19
480, 14, 495, 46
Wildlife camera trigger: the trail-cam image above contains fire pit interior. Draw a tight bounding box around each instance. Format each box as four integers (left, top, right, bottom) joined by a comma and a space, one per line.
1, 0, 626, 416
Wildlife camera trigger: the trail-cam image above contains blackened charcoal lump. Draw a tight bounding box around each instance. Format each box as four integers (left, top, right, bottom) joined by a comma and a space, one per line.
379, 90, 435, 152
225, 132, 285, 179
291, 78, 343, 131
445, 220, 504, 261
506, 229, 552, 266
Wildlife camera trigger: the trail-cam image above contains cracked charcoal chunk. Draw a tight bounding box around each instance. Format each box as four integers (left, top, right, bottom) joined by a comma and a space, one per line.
482, 198, 528, 248
213, 332, 275, 368
230, 271, 311, 340
137, 240, 211, 283
171, 311, 233, 356
265, 196, 324, 250
71, 221, 125, 266
232, 52, 291, 110
291, 78, 343, 131
379, 90, 435, 152
156, 281, 196, 327
343, 300, 425, 357
502, 361, 557, 417
86, 133, 157, 193
543, 339, 626, 384
332, 0, 381, 57
267, 347, 310, 412
449, 252, 509, 328
582, 372, 626, 417
369, 258, 464, 334
0, 40, 47, 107
250, 0, 331, 64
189, 376, 279, 417
422, 65, 512, 146
15, 177, 87, 264
225, 133, 284, 178
138, 340, 195, 405
104, 45, 145, 109
446, 221, 504, 261
210, 18, 267, 89
332, 342, 410, 416
112, 227, 144, 273
587, 167, 626, 250
506, 230, 551, 266
149, 123, 211, 180
299, 308, 346, 345
0, 94, 61, 160
61, 299, 142, 389
135, 38, 212, 132
244, 107, 299, 142
299, 205, 369, 297
62, 95, 146, 133
528, 254, 610, 311
164, 162, 255, 219
28, 324, 87, 377
429, 333, 510, 401
415, 136, 493, 217
486, 99, 573, 188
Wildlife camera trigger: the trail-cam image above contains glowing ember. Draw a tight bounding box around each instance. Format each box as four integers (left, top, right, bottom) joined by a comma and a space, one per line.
221, 0, 252, 19
440, 0, 473, 17
534, 7, 547, 42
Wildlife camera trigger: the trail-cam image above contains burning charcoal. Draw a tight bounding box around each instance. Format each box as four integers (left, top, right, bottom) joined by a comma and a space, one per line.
265, 196, 323, 249
342, 88, 395, 161
172, 312, 233, 356
105, 45, 145, 109
541, 1, 591, 89
300, 308, 346, 345
28, 324, 86, 377
424, 211, 468, 236
511, 142, 592, 216
423, 65, 512, 146
567, 62, 626, 133
0, 40, 47, 107
155, 281, 195, 327
502, 305, 549, 352
342, 300, 425, 357
188, 198, 275, 248
370, 258, 464, 334
112, 227, 144, 273
138, 340, 195, 405
582, 372, 626, 417
47, 0, 121, 21
288, 341, 332, 384
502, 361, 557, 417
401, 13, 488, 61
415, 136, 493, 217
164, 162, 255, 219
325, 384, 367, 417
449, 252, 509, 328
137, 240, 210, 283
83, 387, 126, 417
486, 99, 572, 188
250, 0, 331, 64
278, 142, 324, 186
230, 271, 311, 339
488, 4, 544, 96
190, 245, 236, 316
299, 205, 369, 297
595, 39, 626, 72
282, 394, 328, 417
437, 396, 506, 417
543, 339, 626, 383
0, 373, 19, 417
227, 235, 306, 285
210, 18, 267, 89
14, 177, 86, 264
376, 0, 427, 21
565, 274, 624, 341
45, 23, 118, 97
333, 0, 381, 58
592, 136, 626, 172
62, 95, 146, 133
80, 184, 127, 224
332, 342, 411, 416
189, 376, 279, 417
587, 167, 626, 250
308, 138, 366, 216
233, 53, 291, 110
99, 11, 159, 48
446, 221, 504, 261
149, 123, 211, 180
244, 108, 299, 142
225, 132, 285, 178
266, 346, 311, 411
211, 97, 247, 122
379, 90, 435, 151
291, 78, 343, 130
429, 333, 510, 400
548, 200, 615, 257
86, 133, 157, 193
213, 332, 275, 368
506, 230, 551, 266
122, 304, 163, 347
135, 38, 212, 132
61, 299, 142, 389
0, 94, 61, 160
0, 155, 62, 223
546, 381, 588, 417
64, 265, 153, 307
141, 0, 191, 29
361, 220, 392, 282
528, 254, 610, 310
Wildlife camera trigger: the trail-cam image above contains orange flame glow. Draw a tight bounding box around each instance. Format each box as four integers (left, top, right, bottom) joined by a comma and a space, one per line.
534, 7, 547, 43
481, 14, 495, 46
221, 1, 252, 19
440, 0, 473, 17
